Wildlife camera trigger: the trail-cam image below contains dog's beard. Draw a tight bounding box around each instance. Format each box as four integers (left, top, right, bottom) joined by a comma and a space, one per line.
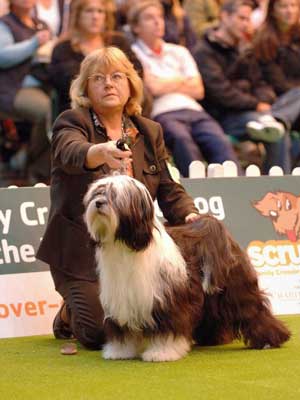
85, 201, 119, 244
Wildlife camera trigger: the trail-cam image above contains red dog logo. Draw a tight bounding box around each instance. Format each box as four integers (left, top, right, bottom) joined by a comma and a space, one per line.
253, 191, 300, 242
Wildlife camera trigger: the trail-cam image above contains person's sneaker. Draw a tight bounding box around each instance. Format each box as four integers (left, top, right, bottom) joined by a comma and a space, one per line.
53, 303, 73, 339
246, 115, 285, 143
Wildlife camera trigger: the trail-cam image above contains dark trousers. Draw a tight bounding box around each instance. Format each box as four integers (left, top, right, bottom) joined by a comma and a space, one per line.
52, 268, 105, 350
154, 109, 241, 177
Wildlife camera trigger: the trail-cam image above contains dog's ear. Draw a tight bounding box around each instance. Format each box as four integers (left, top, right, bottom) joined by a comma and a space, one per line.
253, 193, 274, 216
115, 186, 154, 251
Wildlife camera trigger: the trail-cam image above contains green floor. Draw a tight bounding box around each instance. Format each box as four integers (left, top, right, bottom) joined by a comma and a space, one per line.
0, 315, 299, 400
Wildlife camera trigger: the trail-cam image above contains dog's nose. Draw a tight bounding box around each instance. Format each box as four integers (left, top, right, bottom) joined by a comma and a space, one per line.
95, 199, 106, 209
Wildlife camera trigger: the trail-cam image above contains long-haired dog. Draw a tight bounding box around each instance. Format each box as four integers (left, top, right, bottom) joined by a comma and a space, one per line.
84, 175, 290, 362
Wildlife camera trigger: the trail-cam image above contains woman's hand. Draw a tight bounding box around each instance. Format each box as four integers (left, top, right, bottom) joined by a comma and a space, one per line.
85, 141, 132, 170
185, 213, 201, 224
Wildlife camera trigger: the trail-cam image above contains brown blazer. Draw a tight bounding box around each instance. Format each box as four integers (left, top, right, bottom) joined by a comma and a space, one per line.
37, 108, 198, 282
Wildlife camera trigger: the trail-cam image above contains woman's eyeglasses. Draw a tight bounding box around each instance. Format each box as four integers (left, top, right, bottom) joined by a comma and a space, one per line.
88, 72, 128, 86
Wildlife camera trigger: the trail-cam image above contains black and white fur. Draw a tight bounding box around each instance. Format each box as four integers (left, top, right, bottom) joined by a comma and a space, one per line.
84, 175, 290, 362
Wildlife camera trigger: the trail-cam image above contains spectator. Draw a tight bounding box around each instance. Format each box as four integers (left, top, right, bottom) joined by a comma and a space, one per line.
0, 0, 52, 182
129, 0, 241, 177
31, 1, 72, 65
161, 0, 198, 53
183, 0, 222, 40
49, 0, 145, 115
193, 0, 293, 174
34, 0, 71, 37
116, 0, 197, 53
253, 0, 300, 95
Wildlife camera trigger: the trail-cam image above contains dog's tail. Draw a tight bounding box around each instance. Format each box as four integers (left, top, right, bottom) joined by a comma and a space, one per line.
188, 217, 291, 348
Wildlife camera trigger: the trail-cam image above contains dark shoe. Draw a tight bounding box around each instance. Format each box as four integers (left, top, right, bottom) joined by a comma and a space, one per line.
53, 303, 73, 339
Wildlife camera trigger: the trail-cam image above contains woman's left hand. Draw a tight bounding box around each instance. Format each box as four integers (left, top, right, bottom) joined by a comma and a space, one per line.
185, 213, 201, 224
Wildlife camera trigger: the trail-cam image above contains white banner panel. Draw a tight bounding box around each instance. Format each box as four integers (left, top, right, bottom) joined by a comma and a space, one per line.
0, 271, 62, 338
248, 239, 300, 315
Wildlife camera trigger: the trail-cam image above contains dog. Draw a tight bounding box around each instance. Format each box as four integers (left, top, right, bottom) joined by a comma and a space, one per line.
253, 191, 300, 242
84, 175, 291, 362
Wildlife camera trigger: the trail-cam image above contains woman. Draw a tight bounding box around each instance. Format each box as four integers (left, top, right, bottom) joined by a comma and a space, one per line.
253, 0, 300, 95
37, 46, 200, 349
0, 0, 52, 182
34, 0, 71, 37
49, 0, 144, 115
161, 0, 197, 53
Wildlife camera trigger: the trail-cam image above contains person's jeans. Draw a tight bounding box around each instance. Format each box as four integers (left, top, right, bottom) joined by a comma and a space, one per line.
154, 109, 241, 177
271, 87, 300, 129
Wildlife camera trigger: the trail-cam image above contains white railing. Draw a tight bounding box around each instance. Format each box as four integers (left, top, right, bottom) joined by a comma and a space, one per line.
189, 160, 300, 178
2, 161, 300, 189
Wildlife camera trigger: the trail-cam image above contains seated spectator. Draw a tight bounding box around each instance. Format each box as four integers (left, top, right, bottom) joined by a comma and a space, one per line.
0, 0, 52, 183
34, 0, 71, 37
161, 0, 198, 53
253, 0, 300, 95
128, 0, 242, 177
183, 0, 222, 40
50, 0, 146, 115
115, 0, 197, 53
193, 0, 293, 174
30, 0, 72, 65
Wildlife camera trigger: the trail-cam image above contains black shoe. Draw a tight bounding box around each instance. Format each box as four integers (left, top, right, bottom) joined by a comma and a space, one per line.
53, 303, 73, 339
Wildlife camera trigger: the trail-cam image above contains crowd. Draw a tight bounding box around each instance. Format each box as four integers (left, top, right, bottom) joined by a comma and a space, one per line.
1, 0, 300, 186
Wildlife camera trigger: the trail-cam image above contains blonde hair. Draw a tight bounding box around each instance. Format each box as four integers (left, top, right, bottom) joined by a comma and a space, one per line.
70, 47, 143, 115
66, 0, 115, 50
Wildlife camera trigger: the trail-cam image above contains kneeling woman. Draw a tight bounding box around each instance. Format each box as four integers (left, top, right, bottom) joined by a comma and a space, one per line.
37, 46, 200, 349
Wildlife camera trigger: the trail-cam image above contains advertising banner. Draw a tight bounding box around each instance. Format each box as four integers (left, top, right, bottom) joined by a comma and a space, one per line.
182, 176, 300, 316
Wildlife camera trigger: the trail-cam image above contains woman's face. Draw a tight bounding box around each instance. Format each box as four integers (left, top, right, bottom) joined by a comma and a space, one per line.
273, 0, 300, 30
87, 68, 131, 113
78, 0, 106, 34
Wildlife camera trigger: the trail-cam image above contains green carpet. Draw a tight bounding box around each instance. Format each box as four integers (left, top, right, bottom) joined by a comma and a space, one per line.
0, 315, 299, 400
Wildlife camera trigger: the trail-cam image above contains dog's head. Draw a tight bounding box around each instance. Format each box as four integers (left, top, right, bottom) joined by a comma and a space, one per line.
84, 175, 155, 251
253, 191, 300, 241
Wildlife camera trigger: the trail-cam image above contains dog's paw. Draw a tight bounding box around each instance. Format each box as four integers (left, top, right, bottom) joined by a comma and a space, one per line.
142, 336, 190, 362
142, 348, 184, 362
102, 341, 138, 360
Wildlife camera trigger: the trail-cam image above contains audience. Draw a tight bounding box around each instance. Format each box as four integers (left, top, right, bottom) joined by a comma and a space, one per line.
193, 0, 292, 174
3, 0, 300, 185
128, 0, 241, 177
0, 0, 52, 183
